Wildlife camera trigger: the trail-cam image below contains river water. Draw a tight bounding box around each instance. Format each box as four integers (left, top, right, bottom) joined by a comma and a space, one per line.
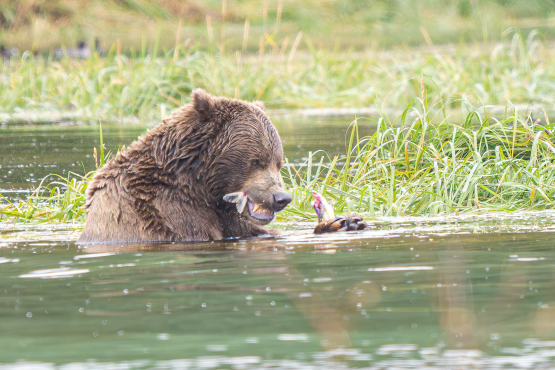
1, 116, 555, 369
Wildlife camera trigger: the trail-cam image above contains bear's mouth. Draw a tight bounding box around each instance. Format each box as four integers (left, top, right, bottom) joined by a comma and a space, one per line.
246, 199, 275, 223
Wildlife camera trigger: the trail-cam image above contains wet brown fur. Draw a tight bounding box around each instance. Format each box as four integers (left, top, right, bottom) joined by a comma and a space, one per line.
78, 89, 286, 244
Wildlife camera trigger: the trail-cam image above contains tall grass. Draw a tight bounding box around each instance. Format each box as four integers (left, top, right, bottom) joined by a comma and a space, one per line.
0, 32, 550, 122
2, 92, 555, 224
0, 172, 92, 222
1, 0, 554, 52
280, 96, 555, 221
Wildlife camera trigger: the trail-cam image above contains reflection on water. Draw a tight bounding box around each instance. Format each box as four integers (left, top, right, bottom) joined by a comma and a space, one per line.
0, 116, 376, 196
2, 116, 555, 368
1, 216, 555, 368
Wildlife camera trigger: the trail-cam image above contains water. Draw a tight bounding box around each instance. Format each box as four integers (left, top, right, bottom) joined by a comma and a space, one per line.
1, 214, 555, 368
0, 116, 375, 196
2, 116, 555, 368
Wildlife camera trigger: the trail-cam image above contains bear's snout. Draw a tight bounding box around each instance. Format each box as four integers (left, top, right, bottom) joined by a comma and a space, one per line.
273, 192, 292, 211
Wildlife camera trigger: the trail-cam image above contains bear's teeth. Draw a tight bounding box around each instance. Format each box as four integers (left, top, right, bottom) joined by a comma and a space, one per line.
252, 203, 260, 213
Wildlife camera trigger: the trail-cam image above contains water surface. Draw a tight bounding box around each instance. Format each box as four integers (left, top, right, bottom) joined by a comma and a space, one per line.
2, 116, 555, 369
1, 215, 555, 368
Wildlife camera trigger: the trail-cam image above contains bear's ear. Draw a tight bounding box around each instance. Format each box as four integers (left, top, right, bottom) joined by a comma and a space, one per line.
253, 100, 265, 112
191, 88, 216, 120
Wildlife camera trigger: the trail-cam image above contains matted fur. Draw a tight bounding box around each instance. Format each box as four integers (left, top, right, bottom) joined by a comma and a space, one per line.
78, 89, 288, 244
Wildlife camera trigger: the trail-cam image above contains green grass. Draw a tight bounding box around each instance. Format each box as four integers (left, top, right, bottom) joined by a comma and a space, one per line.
2, 29, 555, 225
0, 172, 92, 223
1, 0, 555, 52
279, 98, 555, 221
2, 89, 555, 224
0, 31, 552, 123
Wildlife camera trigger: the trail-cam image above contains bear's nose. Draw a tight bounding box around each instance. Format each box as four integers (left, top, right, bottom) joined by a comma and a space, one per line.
273, 192, 292, 211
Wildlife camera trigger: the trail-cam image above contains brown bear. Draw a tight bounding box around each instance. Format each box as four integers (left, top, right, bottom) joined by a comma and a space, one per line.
77, 89, 292, 243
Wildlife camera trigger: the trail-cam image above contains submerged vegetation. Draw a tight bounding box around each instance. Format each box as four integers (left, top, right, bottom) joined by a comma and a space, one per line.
2, 92, 555, 223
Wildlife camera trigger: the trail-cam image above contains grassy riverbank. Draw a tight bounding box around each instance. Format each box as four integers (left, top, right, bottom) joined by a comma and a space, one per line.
1, 0, 554, 52
2, 27, 555, 224
0, 31, 552, 123
2, 93, 554, 223
283, 100, 555, 220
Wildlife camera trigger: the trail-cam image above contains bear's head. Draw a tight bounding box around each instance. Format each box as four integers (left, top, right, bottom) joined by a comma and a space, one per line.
154, 89, 292, 226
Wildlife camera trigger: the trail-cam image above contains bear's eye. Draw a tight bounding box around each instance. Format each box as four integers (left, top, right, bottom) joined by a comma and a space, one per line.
251, 159, 262, 168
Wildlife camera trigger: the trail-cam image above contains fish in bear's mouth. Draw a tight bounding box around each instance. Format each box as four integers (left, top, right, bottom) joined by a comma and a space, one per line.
223, 192, 275, 222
